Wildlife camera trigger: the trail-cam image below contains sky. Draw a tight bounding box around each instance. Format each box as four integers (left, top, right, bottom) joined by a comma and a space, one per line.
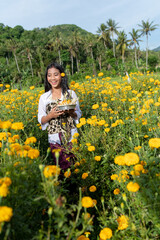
1, 0, 160, 50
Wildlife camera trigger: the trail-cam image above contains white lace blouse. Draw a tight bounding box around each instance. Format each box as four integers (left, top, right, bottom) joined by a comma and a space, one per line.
38, 89, 82, 144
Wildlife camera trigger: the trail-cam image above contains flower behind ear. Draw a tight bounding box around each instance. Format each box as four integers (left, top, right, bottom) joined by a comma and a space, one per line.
61, 73, 65, 77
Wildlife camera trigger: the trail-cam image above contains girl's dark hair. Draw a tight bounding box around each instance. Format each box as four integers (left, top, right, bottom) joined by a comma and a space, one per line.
44, 62, 69, 94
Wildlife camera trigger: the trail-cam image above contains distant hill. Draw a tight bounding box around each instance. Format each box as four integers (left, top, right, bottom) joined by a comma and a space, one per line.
152, 46, 160, 52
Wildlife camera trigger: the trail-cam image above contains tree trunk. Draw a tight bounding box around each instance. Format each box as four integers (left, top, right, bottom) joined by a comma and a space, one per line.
112, 32, 116, 57
28, 52, 34, 77
13, 49, 20, 73
71, 55, 73, 75
146, 34, 148, 70
58, 49, 62, 65
134, 44, 138, 68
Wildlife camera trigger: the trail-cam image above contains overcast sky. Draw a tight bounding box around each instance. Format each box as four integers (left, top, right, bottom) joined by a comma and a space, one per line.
1, 0, 160, 50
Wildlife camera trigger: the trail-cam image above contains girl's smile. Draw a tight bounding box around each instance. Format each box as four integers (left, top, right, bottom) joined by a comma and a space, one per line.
47, 67, 62, 89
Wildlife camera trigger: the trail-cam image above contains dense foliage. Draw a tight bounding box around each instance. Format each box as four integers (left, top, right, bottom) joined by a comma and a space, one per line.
0, 21, 160, 89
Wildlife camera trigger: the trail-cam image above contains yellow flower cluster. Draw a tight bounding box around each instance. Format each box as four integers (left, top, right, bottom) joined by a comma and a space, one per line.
117, 215, 129, 230
0, 177, 12, 197
114, 153, 139, 166
0, 206, 13, 223
43, 165, 61, 178
126, 181, 140, 192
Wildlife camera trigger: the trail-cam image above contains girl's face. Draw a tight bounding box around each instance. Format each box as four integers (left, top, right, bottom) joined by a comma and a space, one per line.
47, 67, 62, 89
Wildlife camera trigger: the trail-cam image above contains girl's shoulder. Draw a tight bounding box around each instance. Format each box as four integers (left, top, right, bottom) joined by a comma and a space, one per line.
40, 90, 52, 100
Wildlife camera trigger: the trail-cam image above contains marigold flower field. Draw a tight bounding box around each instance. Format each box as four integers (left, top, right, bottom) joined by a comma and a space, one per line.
0, 71, 160, 239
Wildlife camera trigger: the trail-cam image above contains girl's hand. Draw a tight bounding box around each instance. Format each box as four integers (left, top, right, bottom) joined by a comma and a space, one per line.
50, 107, 64, 118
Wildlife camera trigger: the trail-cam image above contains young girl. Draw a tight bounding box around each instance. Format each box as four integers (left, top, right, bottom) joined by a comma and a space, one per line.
38, 62, 82, 170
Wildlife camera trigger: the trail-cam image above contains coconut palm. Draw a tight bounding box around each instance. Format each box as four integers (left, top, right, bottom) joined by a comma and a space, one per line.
106, 19, 120, 57
138, 20, 158, 69
116, 31, 129, 64
129, 28, 141, 68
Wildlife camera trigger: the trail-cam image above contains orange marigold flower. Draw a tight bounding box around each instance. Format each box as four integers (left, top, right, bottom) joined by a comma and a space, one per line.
99, 227, 112, 240
114, 155, 125, 165
25, 137, 37, 145
0, 206, 13, 222
113, 188, 120, 195
149, 138, 160, 149
94, 156, 101, 161
117, 215, 129, 230
124, 152, 139, 166
81, 196, 93, 208
11, 122, 24, 130
27, 149, 40, 159
89, 185, 97, 192
88, 146, 95, 152
64, 169, 71, 178
43, 165, 61, 178
126, 181, 140, 192
82, 173, 89, 179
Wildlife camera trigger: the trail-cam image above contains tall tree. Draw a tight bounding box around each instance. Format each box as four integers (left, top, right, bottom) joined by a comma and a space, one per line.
129, 28, 141, 68
106, 19, 120, 57
116, 31, 129, 64
138, 20, 158, 69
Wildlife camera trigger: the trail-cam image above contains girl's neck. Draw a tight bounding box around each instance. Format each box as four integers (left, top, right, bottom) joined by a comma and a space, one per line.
51, 88, 62, 100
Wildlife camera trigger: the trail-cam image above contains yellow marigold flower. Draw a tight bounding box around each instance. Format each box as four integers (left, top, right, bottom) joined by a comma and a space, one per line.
0, 177, 12, 186
117, 215, 129, 230
94, 156, 101, 161
11, 122, 24, 130
85, 75, 91, 79
74, 168, 79, 173
104, 128, 110, 133
98, 72, 104, 77
80, 118, 86, 125
127, 182, 140, 192
25, 137, 37, 145
76, 123, 82, 128
0, 206, 13, 222
81, 196, 93, 208
144, 135, 148, 138
124, 152, 139, 166
43, 165, 61, 178
113, 188, 120, 195
86, 143, 91, 146
17, 150, 28, 158
5, 84, 10, 88
110, 174, 118, 180
64, 169, 71, 178
71, 138, 78, 144
73, 132, 79, 138
27, 149, 40, 159
134, 164, 144, 172
0, 142, 2, 148
114, 155, 125, 165
88, 146, 95, 152
61, 72, 65, 77
99, 227, 112, 240
0, 121, 12, 129
30, 86, 35, 90
0, 84, 3, 87
149, 138, 160, 149
97, 120, 106, 126
92, 104, 99, 110
0, 184, 9, 197
89, 185, 97, 192
12, 135, 20, 141
82, 173, 88, 179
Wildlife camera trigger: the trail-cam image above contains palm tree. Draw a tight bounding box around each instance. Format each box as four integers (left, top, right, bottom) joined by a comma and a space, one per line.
106, 19, 120, 57
116, 31, 129, 64
138, 20, 158, 69
129, 28, 141, 68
